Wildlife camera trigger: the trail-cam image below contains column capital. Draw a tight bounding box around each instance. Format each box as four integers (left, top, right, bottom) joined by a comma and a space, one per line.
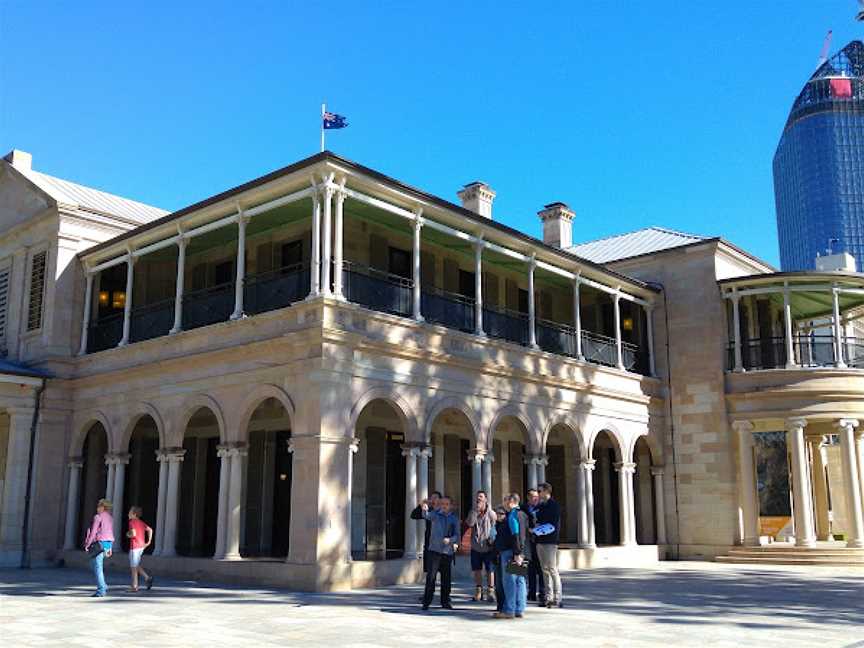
524, 454, 548, 467
579, 458, 596, 471
157, 447, 186, 462
104, 452, 131, 466
731, 420, 755, 434
67, 457, 84, 469
467, 448, 487, 463
614, 461, 637, 474
785, 417, 808, 432
417, 445, 433, 459
650, 465, 665, 477
835, 418, 859, 432
401, 445, 422, 458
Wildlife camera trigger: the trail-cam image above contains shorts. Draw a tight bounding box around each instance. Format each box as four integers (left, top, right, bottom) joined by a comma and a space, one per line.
470, 549, 494, 572
129, 548, 144, 568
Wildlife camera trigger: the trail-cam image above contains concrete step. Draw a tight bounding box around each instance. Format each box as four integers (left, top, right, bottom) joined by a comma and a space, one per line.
716, 555, 864, 566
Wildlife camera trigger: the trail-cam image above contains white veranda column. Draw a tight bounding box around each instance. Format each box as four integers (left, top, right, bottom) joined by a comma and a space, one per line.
573, 276, 584, 360
412, 212, 424, 321
64, 459, 84, 549
160, 449, 185, 557
111, 454, 130, 545
833, 286, 846, 368
310, 190, 321, 296
731, 294, 744, 372
214, 445, 231, 558
231, 211, 248, 320
333, 187, 346, 299
783, 283, 796, 368
732, 421, 759, 546
528, 255, 537, 348
474, 238, 484, 335
153, 450, 169, 555
223, 446, 247, 559
836, 419, 864, 548
118, 253, 135, 346
403, 446, 419, 558
321, 185, 333, 296
645, 304, 656, 376
614, 291, 624, 370
577, 459, 596, 548
170, 237, 187, 334
78, 271, 94, 355
482, 455, 493, 498
650, 466, 667, 545
615, 461, 637, 545
786, 418, 816, 547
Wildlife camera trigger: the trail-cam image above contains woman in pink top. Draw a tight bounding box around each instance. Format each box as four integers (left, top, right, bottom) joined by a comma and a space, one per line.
84, 498, 114, 597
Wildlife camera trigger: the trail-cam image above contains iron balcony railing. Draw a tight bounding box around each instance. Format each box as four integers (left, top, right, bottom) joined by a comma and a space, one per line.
182, 283, 235, 331
581, 330, 619, 368
726, 334, 864, 371
421, 285, 475, 333
484, 305, 530, 346
130, 299, 175, 343
87, 312, 123, 353
244, 263, 311, 316
342, 261, 413, 318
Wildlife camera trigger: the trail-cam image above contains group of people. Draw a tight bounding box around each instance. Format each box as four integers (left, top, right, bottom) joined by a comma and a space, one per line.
83, 498, 155, 597
412, 482, 563, 619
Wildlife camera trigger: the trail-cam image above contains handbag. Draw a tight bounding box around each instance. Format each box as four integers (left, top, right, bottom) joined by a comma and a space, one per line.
87, 542, 104, 558
506, 559, 528, 577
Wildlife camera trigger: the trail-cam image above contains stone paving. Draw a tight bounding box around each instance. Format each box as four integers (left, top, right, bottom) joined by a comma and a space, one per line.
0, 561, 862, 647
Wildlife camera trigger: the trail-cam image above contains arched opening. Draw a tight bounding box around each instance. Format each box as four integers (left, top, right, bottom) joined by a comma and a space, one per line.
546, 424, 579, 544
242, 397, 292, 558
351, 399, 407, 561
77, 422, 109, 542
633, 437, 656, 545
428, 408, 477, 521
489, 415, 531, 510
176, 407, 221, 557
122, 416, 160, 553
591, 430, 621, 545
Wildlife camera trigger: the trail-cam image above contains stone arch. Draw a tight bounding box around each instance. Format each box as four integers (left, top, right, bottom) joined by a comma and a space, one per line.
586, 421, 626, 462
542, 414, 586, 458
349, 386, 419, 443
423, 395, 481, 446
486, 404, 534, 452
236, 384, 296, 442
628, 428, 662, 465
117, 402, 166, 452
70, 410, 112, 456
173, 394, 227, 446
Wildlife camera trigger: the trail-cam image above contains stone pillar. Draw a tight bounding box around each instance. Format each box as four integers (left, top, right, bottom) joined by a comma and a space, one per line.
170, 237, 187, 334
786, 418, 816, 547
537, 456, 548, 484
836, 419, 864, 548
63, 459, 84, 549
474, 239, 484, 336
153, 450, 169, 555
0, 409, 36, 565
482, 455, 493, 497
651, 466, 667, 545
417, 446, 430, 556
105, 459, 116, 502
160, 449, 185, 558
214, 445, 231, 558
78, 272, 93, 355
412, 212, 424, 321
615, 461, 637, 546
614, 291, 624, 370
333, 188, 346, 299
577, 459, 596, 548
731, 293, 743, 372
525, 455, 539, 490
321, 185, 333, 296
402, 446, 418, 559
527, 255, 537, 348
733, 421, 760, 546
310, 191, 321, 296
231, 212, 248, 319
118, 253, 135, 346
469, 450, 483, 498
223, 446, 247, 559
810, 436, 832, 541
573, 277, 584, 360
110, 454, 130, 545
856, 432, 864, 520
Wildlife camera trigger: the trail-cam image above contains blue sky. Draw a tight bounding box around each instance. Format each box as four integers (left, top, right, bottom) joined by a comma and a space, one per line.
1, 2, 862, 266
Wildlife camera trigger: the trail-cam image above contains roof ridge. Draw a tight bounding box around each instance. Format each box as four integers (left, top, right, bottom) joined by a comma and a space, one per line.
29, 169, 168, 212
571, 225, 707, 248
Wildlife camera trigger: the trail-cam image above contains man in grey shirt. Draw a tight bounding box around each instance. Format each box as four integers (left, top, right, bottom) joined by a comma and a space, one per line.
420, 495, 460, 610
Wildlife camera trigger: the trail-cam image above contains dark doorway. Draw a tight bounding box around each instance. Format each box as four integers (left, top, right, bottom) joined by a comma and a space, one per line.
123, 418, 160, 553
243, 428, 292, 558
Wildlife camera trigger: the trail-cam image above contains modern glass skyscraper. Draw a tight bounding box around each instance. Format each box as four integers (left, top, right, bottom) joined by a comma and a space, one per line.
773, 40, 864, 271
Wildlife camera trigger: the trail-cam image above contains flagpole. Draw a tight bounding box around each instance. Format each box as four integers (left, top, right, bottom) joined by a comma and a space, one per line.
321, 103, 325, 152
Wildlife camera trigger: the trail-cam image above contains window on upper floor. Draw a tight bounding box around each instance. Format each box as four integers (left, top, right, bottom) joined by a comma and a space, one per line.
26, 250, 47, 331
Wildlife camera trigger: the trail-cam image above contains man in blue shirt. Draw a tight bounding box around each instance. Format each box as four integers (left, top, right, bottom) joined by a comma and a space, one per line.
420, 495, 460, 610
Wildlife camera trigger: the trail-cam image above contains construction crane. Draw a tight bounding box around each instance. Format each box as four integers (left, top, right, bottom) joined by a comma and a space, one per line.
817, 30, 833, 68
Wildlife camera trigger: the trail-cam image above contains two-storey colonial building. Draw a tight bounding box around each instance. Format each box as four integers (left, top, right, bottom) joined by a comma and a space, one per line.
0, 148, 861, 589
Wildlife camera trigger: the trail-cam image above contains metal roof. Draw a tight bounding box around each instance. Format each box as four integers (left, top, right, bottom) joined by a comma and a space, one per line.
16, 166, 168, 225
568, 227, 709, 264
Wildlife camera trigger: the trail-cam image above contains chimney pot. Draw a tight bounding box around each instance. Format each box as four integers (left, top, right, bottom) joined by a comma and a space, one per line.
538, 202, 575, 249
457, 181, 496, 219
3, 149, 32, 172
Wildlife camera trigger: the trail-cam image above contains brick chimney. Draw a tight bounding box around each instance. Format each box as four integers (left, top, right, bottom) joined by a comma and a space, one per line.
538, 202, 575, 249
2, 149, 32, 171
457, 181, 496, 219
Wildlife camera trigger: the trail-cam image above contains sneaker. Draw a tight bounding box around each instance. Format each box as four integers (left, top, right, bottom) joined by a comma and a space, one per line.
90, 592, 105, 598
545, 600, 554, 609
421, 603, 430, 611
515, 613, 524, 618
441, 602, 453, 610
492, 612, 514, 619
146, 576, 154, 591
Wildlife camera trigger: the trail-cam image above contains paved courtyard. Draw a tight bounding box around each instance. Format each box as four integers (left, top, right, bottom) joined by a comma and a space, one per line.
0, 562, 861, 647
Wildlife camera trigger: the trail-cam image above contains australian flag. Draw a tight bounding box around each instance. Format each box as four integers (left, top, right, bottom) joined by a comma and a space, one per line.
323, 111, 348, 129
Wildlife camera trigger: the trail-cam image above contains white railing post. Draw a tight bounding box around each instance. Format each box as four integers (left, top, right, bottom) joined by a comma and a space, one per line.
573, 275, 584, 360
118, 250, 135, 347
783, 282, 796, 368
333, 183, 346, 299
412, 210, 424, 321
78, 270, 93, 355
528, 254, 537, 348
310, 187, 321, 297
170, 235, 187, 334
474, 237, 484, 335
614, 289, 624, 370
321, 181, 334, 297
231, 208, 247, 320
